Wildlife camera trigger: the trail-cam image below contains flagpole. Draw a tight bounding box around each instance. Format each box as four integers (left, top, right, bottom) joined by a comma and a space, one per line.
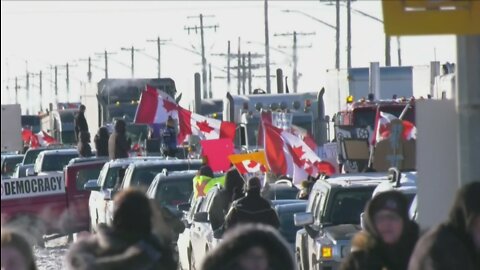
368, 105, 380, 169
398, 101, 412, 120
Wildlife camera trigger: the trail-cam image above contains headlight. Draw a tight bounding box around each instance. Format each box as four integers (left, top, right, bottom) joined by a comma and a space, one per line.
321, 246, 333, 259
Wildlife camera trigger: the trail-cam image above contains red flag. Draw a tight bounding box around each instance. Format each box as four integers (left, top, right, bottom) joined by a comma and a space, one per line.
200, 139, 234, 172
372, 110, 417, 145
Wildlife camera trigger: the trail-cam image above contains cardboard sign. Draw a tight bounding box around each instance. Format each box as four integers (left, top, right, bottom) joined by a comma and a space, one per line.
1, 172, 65, 200
200, 139, 234, 172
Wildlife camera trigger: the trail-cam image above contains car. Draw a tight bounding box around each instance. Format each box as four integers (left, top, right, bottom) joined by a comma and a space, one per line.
275, 201, 308, 252
177, 196, 205, 270
294, 172, 390, 270
146, 170, 198, 214
103, 159, 204, 225
1, 154, 24, 179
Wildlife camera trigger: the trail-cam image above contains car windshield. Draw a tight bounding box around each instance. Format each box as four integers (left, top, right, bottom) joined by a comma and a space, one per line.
155, 178, 193, 207
2, 156, 23, 176
23, 149, 45, 165
353, 106, 415, 128
41, 153, 79, 172
127, 163, 194, 189
327, 188, 374, 225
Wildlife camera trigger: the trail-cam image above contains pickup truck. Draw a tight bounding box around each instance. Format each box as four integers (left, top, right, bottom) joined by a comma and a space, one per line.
13, 145, 70, 178
1, 157, 107, 245
294, 172, 390, 270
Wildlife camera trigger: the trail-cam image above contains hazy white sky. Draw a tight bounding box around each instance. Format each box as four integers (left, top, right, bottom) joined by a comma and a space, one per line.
1, 1, 456, 112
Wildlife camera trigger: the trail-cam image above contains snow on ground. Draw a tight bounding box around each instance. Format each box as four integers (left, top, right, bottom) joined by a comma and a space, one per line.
34, 236, 70, 270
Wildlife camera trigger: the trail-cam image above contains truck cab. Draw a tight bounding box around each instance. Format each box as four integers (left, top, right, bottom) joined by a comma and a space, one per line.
224, 90, 327, 152
294, 172, 390, 270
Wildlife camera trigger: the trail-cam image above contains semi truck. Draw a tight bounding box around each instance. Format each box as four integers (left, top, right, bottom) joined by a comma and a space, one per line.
40, 103, 80, 145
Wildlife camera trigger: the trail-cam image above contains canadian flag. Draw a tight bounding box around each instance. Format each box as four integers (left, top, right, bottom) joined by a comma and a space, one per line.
228, 151, 269, 175
134, 85, 178, 124
372, 110, 417, 145
177, 107, 236, 143
263, 122, 336, 186
22, 129, 57, 148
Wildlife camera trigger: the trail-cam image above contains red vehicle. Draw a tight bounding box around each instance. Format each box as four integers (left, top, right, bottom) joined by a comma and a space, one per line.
1, 159, 106, 243
333, 95, 416, 172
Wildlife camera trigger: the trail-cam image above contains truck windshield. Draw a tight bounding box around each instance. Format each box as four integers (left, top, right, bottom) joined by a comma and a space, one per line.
108, 105, 138, 122
21, 116, 41, 133
292, 115, 313, 134
155, 177, 193, 207
23, 149, 45, 165
326, 188, 374, 225
353, 106, 415, 128
126, 124, 149, 145
127, 163, 195, 189
41, 153, 79, 172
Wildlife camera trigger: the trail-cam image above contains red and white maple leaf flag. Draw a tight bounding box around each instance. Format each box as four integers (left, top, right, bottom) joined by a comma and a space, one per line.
264, 122, 336, 186
372, 109, 417, 145
228, 151, 269, 175
177, 107, 236, 143
134, 85, 178, 124
30, 131, 57, 148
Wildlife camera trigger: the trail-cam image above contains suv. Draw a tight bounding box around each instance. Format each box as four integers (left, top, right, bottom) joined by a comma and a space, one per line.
294, 172, 390, 270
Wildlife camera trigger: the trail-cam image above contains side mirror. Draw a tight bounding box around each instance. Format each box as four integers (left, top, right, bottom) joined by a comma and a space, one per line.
103, 189, 113, 201
177, 202, 191, 212
84, 179, 101, 191
193, 212, 209, 223
294, 212, 314, 227
26, 168, 36, 177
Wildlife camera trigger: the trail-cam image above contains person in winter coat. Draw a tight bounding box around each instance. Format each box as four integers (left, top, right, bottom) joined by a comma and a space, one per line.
341, 190, 419, 270
94, 127, 110, 157
108, 119, 131, 160
201, 223, 294, 270
408, 182, 480, 270
66, 188, 176, 270
1, 228, 37, 270
209, 168, 246, 231
74, 105, 89, 143
224, 177, 280, 230
77, 131, 93, 157
161, 116, 177, 158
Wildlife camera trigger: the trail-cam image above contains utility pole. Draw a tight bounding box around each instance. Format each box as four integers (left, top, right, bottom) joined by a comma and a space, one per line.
54, 66, 58, 99
237, 37, 241, 95
26, 71, 30, 114
275, 31, 315, 93
79, 57, 100, 83
336, 0, 340, 69
15, 77, 19, 104
39, 71, 43, 111
346, 0, 352, 69
248, 52, 252, 94
397, 37, 402, 66
208, 63, 213, 98
95, 50, 116, 79
185, 14, 219, 99
227, 40, 231, 91
147, 36, 171, 78
121, 46, 143, 78
264, 0, 271, 93
385, 35, 391, 66
242, 54, 246, 95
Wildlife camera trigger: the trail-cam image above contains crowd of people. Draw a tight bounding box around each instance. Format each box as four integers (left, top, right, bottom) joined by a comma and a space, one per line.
2, 105, 479, 270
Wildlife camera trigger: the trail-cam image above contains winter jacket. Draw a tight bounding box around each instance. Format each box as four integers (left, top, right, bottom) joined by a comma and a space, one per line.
161, 126, 177, 156
74, 112, 89, 142
94, 128, 110, 157
408, 182, 480, 270
224, 191, 280, 230
201, 224, 294, 270
341, 191, 419, 270
208, 169, 245, 231
65, 224, 176, 270
108, 123, 131, 160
